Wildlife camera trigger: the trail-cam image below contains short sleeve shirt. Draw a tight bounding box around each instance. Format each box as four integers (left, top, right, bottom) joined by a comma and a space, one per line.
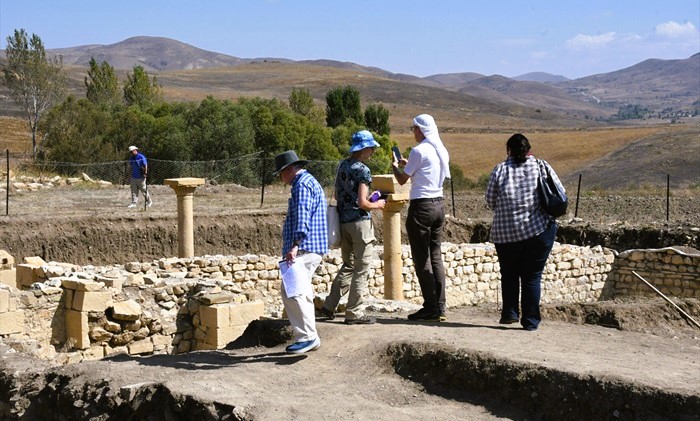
336, 158, 372, 223
129, 153, 147, 178
404, 141, 443, 199
485, 156, 564, 243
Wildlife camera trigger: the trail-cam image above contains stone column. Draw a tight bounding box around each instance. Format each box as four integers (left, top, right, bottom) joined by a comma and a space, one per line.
164, 178, 205, 258
372, 175, 410, 300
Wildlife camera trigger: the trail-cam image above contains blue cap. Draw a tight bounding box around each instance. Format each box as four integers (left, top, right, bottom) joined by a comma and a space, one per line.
349, 130, 380, 153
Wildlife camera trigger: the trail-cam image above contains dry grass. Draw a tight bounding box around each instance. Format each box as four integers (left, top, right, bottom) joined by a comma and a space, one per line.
0, 116, 31, 154
393, 125, 670, 180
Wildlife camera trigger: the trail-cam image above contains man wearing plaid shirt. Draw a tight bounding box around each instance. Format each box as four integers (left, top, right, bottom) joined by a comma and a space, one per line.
275, 150, 328, 354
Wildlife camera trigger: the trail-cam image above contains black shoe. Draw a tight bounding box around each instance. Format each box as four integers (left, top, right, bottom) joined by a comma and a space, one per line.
407, 309, 441, 322
344, 316, 376, 325
317, 307, 335, 320
439, 312, 447, 322
499, 317, 519, 324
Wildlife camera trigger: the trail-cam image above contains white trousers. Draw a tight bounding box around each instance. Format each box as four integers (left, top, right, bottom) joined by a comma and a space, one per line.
281, 252, 322, 342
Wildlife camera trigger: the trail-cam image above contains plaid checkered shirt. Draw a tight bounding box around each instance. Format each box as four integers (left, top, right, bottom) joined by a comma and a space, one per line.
485, 156, 564, 244
282, 170, 328, 257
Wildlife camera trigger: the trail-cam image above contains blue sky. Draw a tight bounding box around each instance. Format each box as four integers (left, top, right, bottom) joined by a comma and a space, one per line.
1, 0, 698, 79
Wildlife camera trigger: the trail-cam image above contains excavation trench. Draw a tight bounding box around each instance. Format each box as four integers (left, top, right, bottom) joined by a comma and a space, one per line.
386, 342, 700, 420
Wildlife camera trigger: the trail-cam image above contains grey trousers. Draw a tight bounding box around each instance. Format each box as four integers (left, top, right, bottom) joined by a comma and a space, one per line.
130, 177, 152, 204
323, 218, 375, 320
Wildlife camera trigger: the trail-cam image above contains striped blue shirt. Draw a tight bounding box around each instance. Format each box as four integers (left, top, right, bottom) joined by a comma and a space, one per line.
282, 170, 328, 257
485, 156, 565, 244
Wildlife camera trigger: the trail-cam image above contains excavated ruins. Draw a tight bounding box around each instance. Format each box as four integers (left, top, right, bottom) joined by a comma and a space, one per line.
0, 179, 699, 419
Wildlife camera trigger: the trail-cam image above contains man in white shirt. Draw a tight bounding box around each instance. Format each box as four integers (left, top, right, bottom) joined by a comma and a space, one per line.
392, 114, 450, 322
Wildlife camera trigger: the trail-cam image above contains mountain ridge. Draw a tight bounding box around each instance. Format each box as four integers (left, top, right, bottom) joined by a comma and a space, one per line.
1, 36, 698, 121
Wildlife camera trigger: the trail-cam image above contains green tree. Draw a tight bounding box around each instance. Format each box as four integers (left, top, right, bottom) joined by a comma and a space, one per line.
289, 87, 314, 116
85, 57, 122, 107
2, 29, 67, 158
41, 95, 116, 163
364, 103, 390, 135
325, 85, 362, 128
123, 65, 162, 107
289, 87, 325, 126
186, 96, 255, 160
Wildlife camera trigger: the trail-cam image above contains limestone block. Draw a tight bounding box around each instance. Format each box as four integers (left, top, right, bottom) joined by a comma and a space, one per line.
97, 276, 123, 291
128, 339, 154, 355
0, 269, 16, 288
82, 345, 105, 361
204, 325, 247, 349
0, 310, 24, 335
0, 250, 14, 270
198, 292, 235, 305
199, 304, 231, 328
229, 301, 264, 326
63, 289, 74, 309
59, 279, 97, 291
111, 300, 142, 321
23, 256, 46, 266
65, 309, 90, 349
16, 264, 39, 287
151, 334, 172, 349
0, 288, 9, 313
73, 291, 113, 312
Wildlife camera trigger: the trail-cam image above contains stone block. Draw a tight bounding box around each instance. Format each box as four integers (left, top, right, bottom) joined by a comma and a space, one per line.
23, 256, 46, 266
83, 345, 105, 361
16, 264, 39, 288
0, 289, 9, 313
97, 277, 123, 291
205, 325, 247, 349
0, 269, 16, 288
151, 334, 172, 349
229, 301, 264, 326
65, 309, 90, 349
111, 300, 141, 321
72, 291, 112, 312
61, 279, 103, 291
0, 310, 24, 335
199, 304, 230, 328
0, 250, 14, 270
63, 289, 74, 309
128, 339, 155, 355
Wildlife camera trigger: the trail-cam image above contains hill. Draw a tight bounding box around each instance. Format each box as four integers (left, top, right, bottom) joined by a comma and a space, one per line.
457, 75, 610, 119
4, 36, 696, 120
513, 72, 569, 83
562, 54, 700, 119
562, 125, 700, 189
47, 36, 248, 72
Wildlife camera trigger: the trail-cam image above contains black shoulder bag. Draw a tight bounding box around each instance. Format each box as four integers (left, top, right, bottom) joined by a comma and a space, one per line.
537, 159, 568, 218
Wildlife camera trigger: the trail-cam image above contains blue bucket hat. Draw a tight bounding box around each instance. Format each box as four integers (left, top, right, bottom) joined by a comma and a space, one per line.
349, 130, 380, 153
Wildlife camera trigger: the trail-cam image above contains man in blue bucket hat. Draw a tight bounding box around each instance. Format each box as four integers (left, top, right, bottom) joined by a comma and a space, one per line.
318, 130, 385, 325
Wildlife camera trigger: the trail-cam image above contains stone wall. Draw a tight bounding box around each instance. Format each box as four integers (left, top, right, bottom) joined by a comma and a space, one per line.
1, 243, 698, 364
606, 247, 700, 299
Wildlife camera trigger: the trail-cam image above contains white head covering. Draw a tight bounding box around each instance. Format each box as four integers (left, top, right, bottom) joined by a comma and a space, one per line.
413, 114, 451, 186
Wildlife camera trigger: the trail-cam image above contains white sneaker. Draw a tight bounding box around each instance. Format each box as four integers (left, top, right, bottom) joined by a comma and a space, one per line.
146, 201, 153, 208
128, 203, 137, 208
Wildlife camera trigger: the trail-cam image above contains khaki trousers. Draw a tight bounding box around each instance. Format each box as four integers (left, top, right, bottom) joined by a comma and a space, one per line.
324, 219, 375, 320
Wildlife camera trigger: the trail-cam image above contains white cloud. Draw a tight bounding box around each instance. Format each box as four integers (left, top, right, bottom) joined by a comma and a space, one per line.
565, 32, 616, 49
655, 21, 697, 38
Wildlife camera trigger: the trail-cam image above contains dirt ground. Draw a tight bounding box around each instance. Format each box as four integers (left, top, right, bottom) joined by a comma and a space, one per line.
2, 302, 698, 420
1, 183, 699, 419
0, 183, 698, 265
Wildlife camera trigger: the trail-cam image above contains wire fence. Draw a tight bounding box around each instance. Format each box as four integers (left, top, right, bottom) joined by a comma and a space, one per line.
1, 151, 697, 224
17, 153, 355, 189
